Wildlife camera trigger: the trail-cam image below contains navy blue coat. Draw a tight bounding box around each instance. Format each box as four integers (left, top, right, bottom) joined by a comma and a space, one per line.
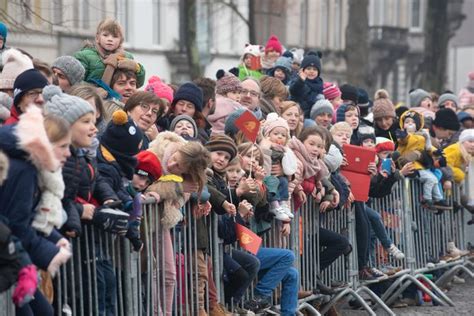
289, 76, 324, 118
0, 125, 60, 269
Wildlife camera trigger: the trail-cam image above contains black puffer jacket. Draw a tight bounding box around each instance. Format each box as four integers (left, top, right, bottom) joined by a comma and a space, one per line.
61, 147, 84, 235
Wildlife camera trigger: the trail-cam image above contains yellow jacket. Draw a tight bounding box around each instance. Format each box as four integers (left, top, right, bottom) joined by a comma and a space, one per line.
397, 134, 427, 170
443, 143, 467, 183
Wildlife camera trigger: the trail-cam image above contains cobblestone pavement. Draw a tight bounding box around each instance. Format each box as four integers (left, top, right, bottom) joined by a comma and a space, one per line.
338, 276, 474, 315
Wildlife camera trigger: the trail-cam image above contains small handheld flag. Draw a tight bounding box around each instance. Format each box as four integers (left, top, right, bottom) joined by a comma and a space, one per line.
235, 223, 262, 255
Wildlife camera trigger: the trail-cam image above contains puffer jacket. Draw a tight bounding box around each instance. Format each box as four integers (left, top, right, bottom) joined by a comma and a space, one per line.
289, 76, 324, 118
443, 142, 469, 183
74, 45, 146, 87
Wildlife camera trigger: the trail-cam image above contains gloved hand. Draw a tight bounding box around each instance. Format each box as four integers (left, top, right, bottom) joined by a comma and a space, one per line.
12, 265, 38, 307
117, 58, 139, 72
47, 246, 71, 277
93, 207, 129, 235
103, 53, 125, 68
395, 129, 408, 140
126, 219, 143, 252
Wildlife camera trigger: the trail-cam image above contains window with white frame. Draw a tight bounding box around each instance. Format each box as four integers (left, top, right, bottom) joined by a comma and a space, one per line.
116, 0, 131, 41
409, 0, 423, 31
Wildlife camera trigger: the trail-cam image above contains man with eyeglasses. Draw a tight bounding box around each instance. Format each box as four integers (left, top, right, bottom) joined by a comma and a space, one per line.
240, 78, 263, 120
4, 68, 48, 125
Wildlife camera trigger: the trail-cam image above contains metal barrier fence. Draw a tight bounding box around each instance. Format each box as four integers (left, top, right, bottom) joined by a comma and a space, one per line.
1, 178, 473, 316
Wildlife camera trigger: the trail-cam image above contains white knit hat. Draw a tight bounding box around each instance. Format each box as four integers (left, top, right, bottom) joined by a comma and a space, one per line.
0, 48, 33, 90
459, 128, 474, 143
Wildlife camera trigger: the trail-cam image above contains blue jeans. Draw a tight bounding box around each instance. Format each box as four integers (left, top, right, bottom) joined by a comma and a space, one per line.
255, 247, 298, 316
419, 169, 443, 201
96, 259, 116, 316
366, 206, 393, 266
264, 176, 289, 202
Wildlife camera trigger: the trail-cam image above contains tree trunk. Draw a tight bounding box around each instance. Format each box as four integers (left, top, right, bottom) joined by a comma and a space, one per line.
344, 0, 371, 88
248, 0, 256, 43
183, 0, 202, 79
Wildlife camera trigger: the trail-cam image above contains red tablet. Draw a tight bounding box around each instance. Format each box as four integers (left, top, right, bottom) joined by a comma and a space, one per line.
342, 144, 376, 174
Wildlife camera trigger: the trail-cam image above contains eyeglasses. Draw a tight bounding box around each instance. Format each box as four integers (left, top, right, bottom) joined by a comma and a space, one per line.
139, 103, 160, 116
240, 89, 260, 98
25, 89, 43, 99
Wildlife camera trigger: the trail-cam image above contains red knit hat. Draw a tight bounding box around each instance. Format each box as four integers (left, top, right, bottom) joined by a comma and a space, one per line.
375, 137, 395, 153
323, 82, 341, 100
265, 35, 283, 54
145, 76, 174, 104
135, 150, 162, 182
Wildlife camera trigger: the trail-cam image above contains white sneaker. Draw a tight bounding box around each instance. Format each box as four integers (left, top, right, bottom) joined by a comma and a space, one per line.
452, 275, 465, 284
280, 204, 294, 219
388, 244, 405, 260
447, 241, 469, 257
270, 206, 291, 222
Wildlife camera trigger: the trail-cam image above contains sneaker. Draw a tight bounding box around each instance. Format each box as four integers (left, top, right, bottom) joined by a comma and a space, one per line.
368, 267, 388, 280
440, 254, 460, 262
379, 264, 402, 276
388, 244, 405, 260
452, 275, 465, 284
280, 203, 294, 219
243, 295, 271, 313
209, 303, 232, 316
447, 241, 469, 257
434, 200, 452, 210
359, 268, 377, 282
421, 199, 436, 211
269, 206, 291, 222
233, 306, 255, 316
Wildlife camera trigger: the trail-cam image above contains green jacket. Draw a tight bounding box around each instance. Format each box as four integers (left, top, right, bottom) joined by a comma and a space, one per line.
238, 64, 262, 81
73, 46, 146, 87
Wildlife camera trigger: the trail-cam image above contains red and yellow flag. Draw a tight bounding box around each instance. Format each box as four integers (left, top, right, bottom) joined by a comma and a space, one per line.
234, 110, 260, 143
235, 223, 262, 255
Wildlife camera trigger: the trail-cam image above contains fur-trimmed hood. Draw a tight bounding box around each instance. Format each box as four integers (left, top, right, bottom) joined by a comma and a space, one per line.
148, 131, 187, 174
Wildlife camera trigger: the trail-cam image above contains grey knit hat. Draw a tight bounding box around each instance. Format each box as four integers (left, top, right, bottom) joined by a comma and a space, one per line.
409, 88, 431, 108
170, 114, 198, 137
438, 93, 459, 109
52, 56, 85, 86
43, 85, 94, 124
310, 99, 333, 120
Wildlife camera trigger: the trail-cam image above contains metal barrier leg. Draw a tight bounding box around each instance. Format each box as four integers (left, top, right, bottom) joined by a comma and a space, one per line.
434, 260, 474, 288
297, 302, 321, 316
414, 273, 455, 306
319, 288, 377, 316
355, 286, 395, 316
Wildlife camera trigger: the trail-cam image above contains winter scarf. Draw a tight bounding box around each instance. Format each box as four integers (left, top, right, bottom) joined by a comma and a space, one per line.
288, 136, 322, 179
305, 77, 324, 95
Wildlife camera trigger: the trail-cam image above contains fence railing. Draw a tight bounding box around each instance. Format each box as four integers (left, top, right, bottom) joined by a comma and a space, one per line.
1, 179, 473, 315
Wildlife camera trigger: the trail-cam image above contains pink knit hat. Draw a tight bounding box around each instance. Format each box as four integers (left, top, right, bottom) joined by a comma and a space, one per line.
323, 82, 341, 100
0, 48, 33, 90
265, 35, 283, 54
262, 112, 289, 138
145, 76, 174, 104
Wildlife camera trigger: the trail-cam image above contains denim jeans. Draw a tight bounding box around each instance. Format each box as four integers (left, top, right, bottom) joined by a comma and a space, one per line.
278, 176, 289, 201
224, 249, 260, 303
264, 176, 289, 202
96, 259, 117, 316
16, 289, 54, 316
255, 247, 298, 316
419, 169, 443, 201
366, 206, 393, 266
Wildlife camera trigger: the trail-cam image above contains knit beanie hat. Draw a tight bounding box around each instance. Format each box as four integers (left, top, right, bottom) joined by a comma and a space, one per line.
145, 76, 174, 104
375, 137, 395, 153
290, 48, 304, 65
13, 68, 48, 108
0, 22, 7, 49
340, 84, 359, 104
262, 112, 290, 138
101, 110, 144, 156
215, 70, 242, 96
323, 82, 341, 100
357, 88, 372, 108
169, 114, 198, 138
335, 104, 350, 123
432, 108, 460, 131
224, 108, 257, 138
457, 111, 472, 123
273, 55, 292, 73
52, 56, 85, 86
136, 150, 162, 182
357, 125, 376, 144
438, 93, 459, 109
459, 128, 474, 143
0, 49, 33, 90
43, 85, 94, 124
409, 88, 431, 107
205, 134, 237, 161
265, 35, 283, 54
372, 89, 396, 120
301, 51, 322, 73
468, 71, 474, 89
171, 82, 203, 112
330, 122, 353, 137
310, 99, 333, 120
400, 109, 424, 131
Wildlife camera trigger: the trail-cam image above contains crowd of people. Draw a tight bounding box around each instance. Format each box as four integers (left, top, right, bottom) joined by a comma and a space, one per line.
0, 17, 474, 316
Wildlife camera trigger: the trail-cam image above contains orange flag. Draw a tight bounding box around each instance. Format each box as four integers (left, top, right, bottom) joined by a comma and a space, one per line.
235, 223, 262, 255
234, 110, 260, 143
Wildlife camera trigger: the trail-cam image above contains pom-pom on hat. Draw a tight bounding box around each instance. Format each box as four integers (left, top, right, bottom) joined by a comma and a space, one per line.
205, 134, 237, 161
265, 35, 283, 54
375, 137, 395, 153
459, 128, 474, 143
101, 110, 144, 156
215, 70, 242, 96
145, 76, 174, 104
136, 150, 162, 182
43, 85, 94, 124
52, 56, 85, 86
13, 68, 48, 108
310, 99, 333, 120
262, 112, 290, 138
301, 51, 322, 73
323, 82, 341, 100
171, 82, 203, 112
0, 48, 33, 90
373, 89, 396, 120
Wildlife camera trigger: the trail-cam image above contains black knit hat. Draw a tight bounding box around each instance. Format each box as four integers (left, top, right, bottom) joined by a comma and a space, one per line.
171, 82, 204, 112
340, 84, 359, 104
13, 69, 48, 108
357, 125, 376, 145
301, 51, 322, 74
432, 108, 460, 131
205, 134, 237, 161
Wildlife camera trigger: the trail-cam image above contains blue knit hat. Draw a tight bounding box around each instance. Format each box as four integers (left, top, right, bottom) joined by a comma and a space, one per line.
336, 104, 348, 123
171, 82, 203, 112
301, 51, 322, 73
0, 22, 7, 49
13, 69, 48, 108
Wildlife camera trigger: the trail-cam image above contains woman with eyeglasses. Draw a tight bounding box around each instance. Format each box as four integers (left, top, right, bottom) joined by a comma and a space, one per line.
124, 91, 165, 149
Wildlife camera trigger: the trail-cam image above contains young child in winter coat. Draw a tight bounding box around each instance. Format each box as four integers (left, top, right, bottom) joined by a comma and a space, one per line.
289, 51, 324, 118
268, 52, 293, 85
237, 44, 264, 81
261, 35, 283, 72
74, 18, 146, 87
260, 113, 297, 221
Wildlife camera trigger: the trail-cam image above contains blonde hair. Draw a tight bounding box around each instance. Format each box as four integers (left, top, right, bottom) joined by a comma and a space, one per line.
178, 141, 211, 192
96, 18, 124, 44
280, 101, 303, 137
237, 142, 264, 166
69, 83, 106, 121
44, 115, 71, 143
